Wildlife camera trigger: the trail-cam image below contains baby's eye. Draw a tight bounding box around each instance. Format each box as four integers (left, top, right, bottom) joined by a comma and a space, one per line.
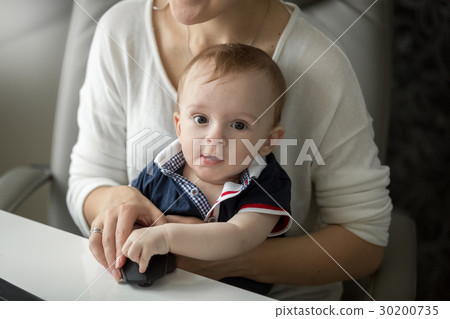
231, 121, 247, 130
193, 115, 208, 125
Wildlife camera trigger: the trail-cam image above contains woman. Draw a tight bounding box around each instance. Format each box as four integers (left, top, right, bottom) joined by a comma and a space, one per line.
68, 0, 391, 300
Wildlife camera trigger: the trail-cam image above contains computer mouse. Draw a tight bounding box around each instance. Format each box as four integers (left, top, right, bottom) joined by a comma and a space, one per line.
121, 253, 176, 287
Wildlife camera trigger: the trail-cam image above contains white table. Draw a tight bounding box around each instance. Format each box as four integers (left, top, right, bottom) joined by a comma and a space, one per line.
0, 210, 271, 301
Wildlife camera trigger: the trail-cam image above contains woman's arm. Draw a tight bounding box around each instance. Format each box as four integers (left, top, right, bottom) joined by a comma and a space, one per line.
122, 212, 279, 273
176, 225, 384, 285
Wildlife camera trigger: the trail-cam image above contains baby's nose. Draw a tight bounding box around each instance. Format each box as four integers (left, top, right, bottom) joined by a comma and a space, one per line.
205, 137, 224, 145
205, 125, 226, 144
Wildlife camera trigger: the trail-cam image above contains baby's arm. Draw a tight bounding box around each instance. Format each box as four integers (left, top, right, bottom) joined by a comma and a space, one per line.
122, 212, 279, 273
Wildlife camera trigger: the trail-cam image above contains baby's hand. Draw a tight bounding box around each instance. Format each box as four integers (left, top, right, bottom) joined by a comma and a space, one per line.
122, 225, 170, 273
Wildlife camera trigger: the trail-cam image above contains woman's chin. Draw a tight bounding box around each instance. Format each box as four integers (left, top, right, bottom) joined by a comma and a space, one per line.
170, 2, 204, 25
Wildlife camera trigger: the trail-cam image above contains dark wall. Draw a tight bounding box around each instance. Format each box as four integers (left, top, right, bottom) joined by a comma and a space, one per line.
388, 0, 450, 300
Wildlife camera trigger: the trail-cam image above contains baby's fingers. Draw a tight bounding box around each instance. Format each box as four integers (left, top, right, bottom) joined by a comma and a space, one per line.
123, 240, 142, 265
121, 239, 132, 257
139, 249, 152, 273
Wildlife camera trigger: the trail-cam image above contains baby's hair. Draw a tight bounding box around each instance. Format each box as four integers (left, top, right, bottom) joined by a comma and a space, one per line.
178, 43, 286, 126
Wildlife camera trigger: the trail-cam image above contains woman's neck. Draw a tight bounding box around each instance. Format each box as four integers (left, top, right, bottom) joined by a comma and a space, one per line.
186, 0, 270, 55
151, 0, 290, 88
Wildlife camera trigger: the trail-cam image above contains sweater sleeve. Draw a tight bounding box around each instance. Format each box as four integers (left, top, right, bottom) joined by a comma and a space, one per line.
66, 12, 128, 237
310, 63, 392, 246
312, 125, 392, 246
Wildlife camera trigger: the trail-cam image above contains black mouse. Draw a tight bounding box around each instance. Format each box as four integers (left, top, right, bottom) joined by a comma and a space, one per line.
121, 253, 176, 287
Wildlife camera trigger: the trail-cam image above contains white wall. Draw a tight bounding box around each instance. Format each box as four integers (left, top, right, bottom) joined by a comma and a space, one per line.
0, 0, 72, 223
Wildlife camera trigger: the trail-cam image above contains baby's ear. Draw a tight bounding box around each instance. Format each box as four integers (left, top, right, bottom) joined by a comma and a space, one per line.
173, 112, 181, 137
259, 125, 285, 156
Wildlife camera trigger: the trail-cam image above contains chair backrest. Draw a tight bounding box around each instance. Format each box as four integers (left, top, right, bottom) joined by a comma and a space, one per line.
48, 0, 392, 239
48, 0, 122, 234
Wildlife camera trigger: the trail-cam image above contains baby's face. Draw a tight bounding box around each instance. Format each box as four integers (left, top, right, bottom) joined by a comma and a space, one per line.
175, 66, 283, 185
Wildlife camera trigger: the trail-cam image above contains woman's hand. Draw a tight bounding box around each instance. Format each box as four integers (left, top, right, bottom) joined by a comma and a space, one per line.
85, 185, 167, 281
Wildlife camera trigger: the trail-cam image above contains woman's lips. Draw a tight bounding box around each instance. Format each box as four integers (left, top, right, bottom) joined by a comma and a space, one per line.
201, 155, 224, 165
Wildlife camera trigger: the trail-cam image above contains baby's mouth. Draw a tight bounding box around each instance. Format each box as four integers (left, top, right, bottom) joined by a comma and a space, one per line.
201, 154, 224, 165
